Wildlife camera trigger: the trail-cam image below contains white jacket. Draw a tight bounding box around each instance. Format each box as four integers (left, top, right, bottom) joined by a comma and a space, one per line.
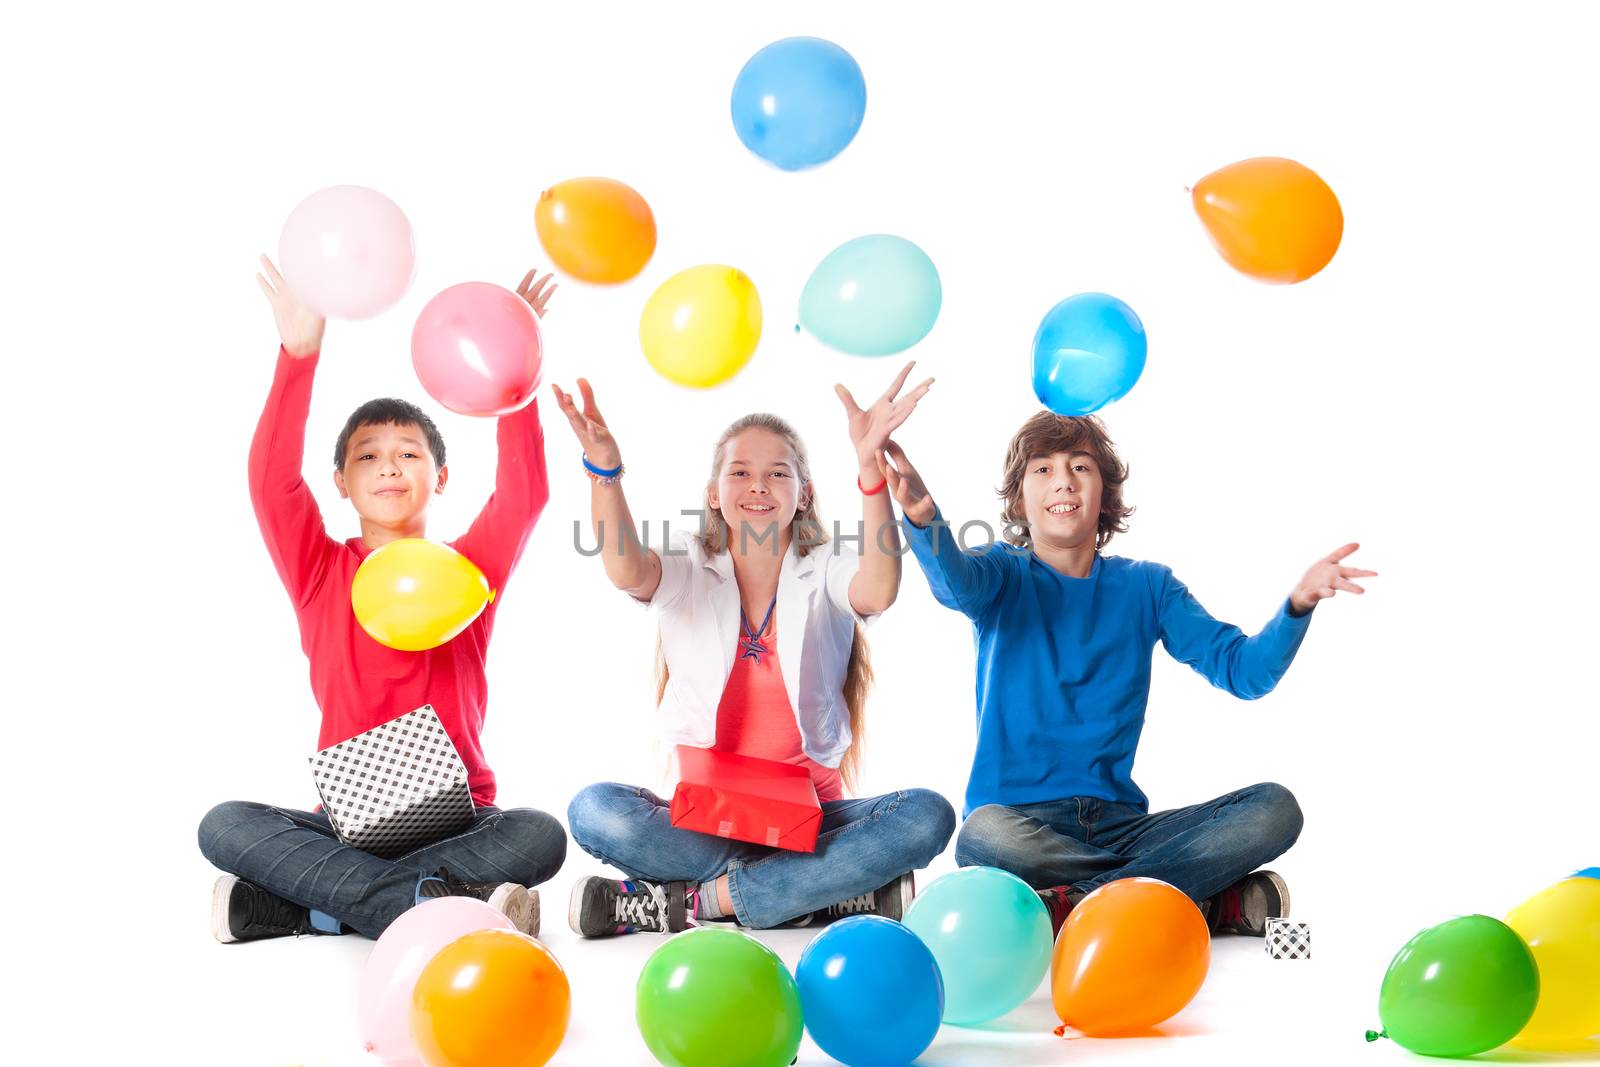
643, 531, 876, 768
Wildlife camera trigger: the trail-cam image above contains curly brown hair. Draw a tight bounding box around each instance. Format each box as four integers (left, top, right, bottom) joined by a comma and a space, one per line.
998, 411, 1134, 550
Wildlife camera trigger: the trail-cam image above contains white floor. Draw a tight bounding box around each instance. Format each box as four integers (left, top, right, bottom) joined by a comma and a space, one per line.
165, 859, 1598, 1067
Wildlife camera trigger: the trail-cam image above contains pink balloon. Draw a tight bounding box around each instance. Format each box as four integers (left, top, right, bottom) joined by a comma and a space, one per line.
411, 282, 544, 416
278, 185, 416, 319
357, 897, 517, 1066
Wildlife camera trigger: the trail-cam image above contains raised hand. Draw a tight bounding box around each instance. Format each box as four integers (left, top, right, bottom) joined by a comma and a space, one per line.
1290, 543, 1377, 615
550, 378, 621, 470
835, 361, 934, 469
256, 255, 325, 358
516, 268, 558, 318
880, 439, 936, 527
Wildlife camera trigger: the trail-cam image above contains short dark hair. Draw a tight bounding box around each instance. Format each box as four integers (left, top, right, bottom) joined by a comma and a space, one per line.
333, 398, 446, 471
998, 411, 1133, 550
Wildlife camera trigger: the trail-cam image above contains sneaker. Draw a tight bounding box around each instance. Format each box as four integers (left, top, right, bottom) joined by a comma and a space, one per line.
416, 868, 539, 937
1207, 870, 1290, 936
211, 875, 317, 943
817, 871, 918, 924
1038, 885, 1085, 938
567, 876, 692, 938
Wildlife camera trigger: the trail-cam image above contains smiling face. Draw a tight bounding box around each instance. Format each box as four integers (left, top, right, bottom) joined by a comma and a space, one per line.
333, 421, 447, 531
1020, 450, 1104, 552
707, 427, 809, 552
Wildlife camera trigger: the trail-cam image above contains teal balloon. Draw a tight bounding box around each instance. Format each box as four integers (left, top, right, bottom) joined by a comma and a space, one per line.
902, 866, 1052, 1026
799, 235, 941, 356
1372, 914, 1540, 1058
1030, 293, 1147, 415
1575, 867, 1599, 880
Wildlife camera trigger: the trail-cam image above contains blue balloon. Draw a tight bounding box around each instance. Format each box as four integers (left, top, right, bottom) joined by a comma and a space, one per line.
731, 37, 866, 170
800, 234, 941, 356
1576, 867, 1600, 880
796, 916, 943, 1067
1030, 293, 1148, 416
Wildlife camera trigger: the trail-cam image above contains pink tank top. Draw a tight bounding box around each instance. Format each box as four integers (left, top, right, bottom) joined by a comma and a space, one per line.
713, 611, 843, 802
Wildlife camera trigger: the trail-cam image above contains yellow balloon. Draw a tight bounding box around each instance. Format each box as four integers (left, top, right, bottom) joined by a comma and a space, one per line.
1506, 877, 1600, 1051
351, 539, 494, 652
639, 264, 762, 388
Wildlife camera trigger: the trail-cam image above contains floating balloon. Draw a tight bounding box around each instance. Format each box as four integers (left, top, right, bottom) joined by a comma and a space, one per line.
351, 538, 493, 652
535, 177, 656, 284
639, 265, 762, 388
902, 867, 1052, 1026
1030, 293, 1147, 416
731, 37, 866, 170
1367, 915, 1540, 1058
278, 185, 416, 319
796, 916, 944, 1067
410, 929, 570, 1067
412, 282, 544, 416
636, 927, 802, 1067
1506, 877, 1600, 1050
799, 235, 941, 356
1191, 157, 1343, 284
359, 898, 518, 1066
1051, 878, 1210, 1036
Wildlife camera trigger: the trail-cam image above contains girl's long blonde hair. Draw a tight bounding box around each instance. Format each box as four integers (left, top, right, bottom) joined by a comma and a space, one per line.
655, 413, 871, 791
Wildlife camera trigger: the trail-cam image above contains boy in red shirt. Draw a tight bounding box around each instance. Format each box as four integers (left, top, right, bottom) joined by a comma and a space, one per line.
198, 257, 565, 942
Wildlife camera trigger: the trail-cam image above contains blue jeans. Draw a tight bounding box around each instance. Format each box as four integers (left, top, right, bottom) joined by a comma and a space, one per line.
567, 783, 956, 929
197, 800, 567, 938
954, 782, 1302, 902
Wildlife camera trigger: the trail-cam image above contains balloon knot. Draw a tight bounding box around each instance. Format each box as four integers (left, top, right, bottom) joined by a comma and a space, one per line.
1364, 1029, 1386, 1043
488, 588, 497, 604
539, 189, 552, 201
1053, 1024, 1068, 1038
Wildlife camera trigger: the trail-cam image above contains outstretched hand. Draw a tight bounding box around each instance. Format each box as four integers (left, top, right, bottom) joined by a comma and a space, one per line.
516, 268, 558, 317
835, 361, 934, 470
550, 379, 621, 470
879, 440, 936, 527
256, 255, 325, 359
1290, 543, 1377, 615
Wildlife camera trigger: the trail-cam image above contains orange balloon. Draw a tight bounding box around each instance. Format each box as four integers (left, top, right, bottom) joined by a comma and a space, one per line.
1051, 878, 1210, 1035
1191, 157, 1342, 284
411, 929, 571, 1067
535, 176, 656, 284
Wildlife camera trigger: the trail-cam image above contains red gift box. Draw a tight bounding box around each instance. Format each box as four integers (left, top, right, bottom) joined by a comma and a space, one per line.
670, 746, 823, 852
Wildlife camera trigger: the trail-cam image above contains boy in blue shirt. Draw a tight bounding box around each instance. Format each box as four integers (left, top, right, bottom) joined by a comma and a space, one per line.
880, 412, 1375, 936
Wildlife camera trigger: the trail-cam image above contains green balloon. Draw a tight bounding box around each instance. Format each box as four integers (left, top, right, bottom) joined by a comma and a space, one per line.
1373, 915, 1540, 1057
799, 234, 941, 356
635, 927, 802, 1067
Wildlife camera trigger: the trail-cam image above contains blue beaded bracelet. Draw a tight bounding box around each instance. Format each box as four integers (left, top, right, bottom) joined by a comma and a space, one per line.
582, 453, 623, 478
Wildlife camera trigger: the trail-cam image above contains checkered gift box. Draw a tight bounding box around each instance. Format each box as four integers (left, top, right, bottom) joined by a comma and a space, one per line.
1265, 917, 1311, 959
309, 705, 474, 859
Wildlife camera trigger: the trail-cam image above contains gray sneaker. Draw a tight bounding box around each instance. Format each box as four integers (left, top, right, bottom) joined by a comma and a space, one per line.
817, 871, 917, 923
211, 875, 318, 943
567, 876, 693, 938
415, 868, 539, 937
1206, 870, 1289, 936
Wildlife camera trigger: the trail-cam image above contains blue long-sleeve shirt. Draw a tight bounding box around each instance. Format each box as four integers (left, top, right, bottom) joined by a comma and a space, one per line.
905, 512, 1312, 816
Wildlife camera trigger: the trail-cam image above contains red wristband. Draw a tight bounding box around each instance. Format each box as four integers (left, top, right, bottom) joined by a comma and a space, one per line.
858, 475, 888, 496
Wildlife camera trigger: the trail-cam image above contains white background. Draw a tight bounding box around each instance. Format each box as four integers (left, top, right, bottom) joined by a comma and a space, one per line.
5, 1, 1598, 1063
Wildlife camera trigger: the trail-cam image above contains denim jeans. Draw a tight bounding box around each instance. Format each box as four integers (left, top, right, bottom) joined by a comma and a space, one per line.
953, 782, 1302, 902
197, 800, 567, 938
567, 783, 956, 929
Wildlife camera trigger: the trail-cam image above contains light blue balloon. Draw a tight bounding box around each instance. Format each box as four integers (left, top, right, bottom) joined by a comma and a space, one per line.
1031, 293, 1148, 416
800, 235, 941, 356
1576, 867, 1600, 880
731, 37, 866, 170
796, 916, 944, 1067
902, 867, 1052, 1026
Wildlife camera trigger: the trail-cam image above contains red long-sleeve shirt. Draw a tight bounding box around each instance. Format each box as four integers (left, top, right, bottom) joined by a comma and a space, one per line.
248, 347, 548, 806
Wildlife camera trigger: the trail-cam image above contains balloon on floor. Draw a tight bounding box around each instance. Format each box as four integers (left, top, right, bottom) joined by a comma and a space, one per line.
731, 36, 866, 170
1367, 914, 1540, 1057
359, 898, 519, 1066
1052, 878, 1210, 1036
799, 234, 941, 356
903, 867, 1052, 1026
412, 282, 545, 416
351, 539, 494, 652
278, 185, 416, 319
410, 929, 570, 1067
639, 264, 762, 387
1191, 157, 1343, 284
535, 177, 656, 284
1506, 876, 1600, 1050
636, 927, 802, 1067
796, 916, 944, 1067
1031, 293, 1147, 416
